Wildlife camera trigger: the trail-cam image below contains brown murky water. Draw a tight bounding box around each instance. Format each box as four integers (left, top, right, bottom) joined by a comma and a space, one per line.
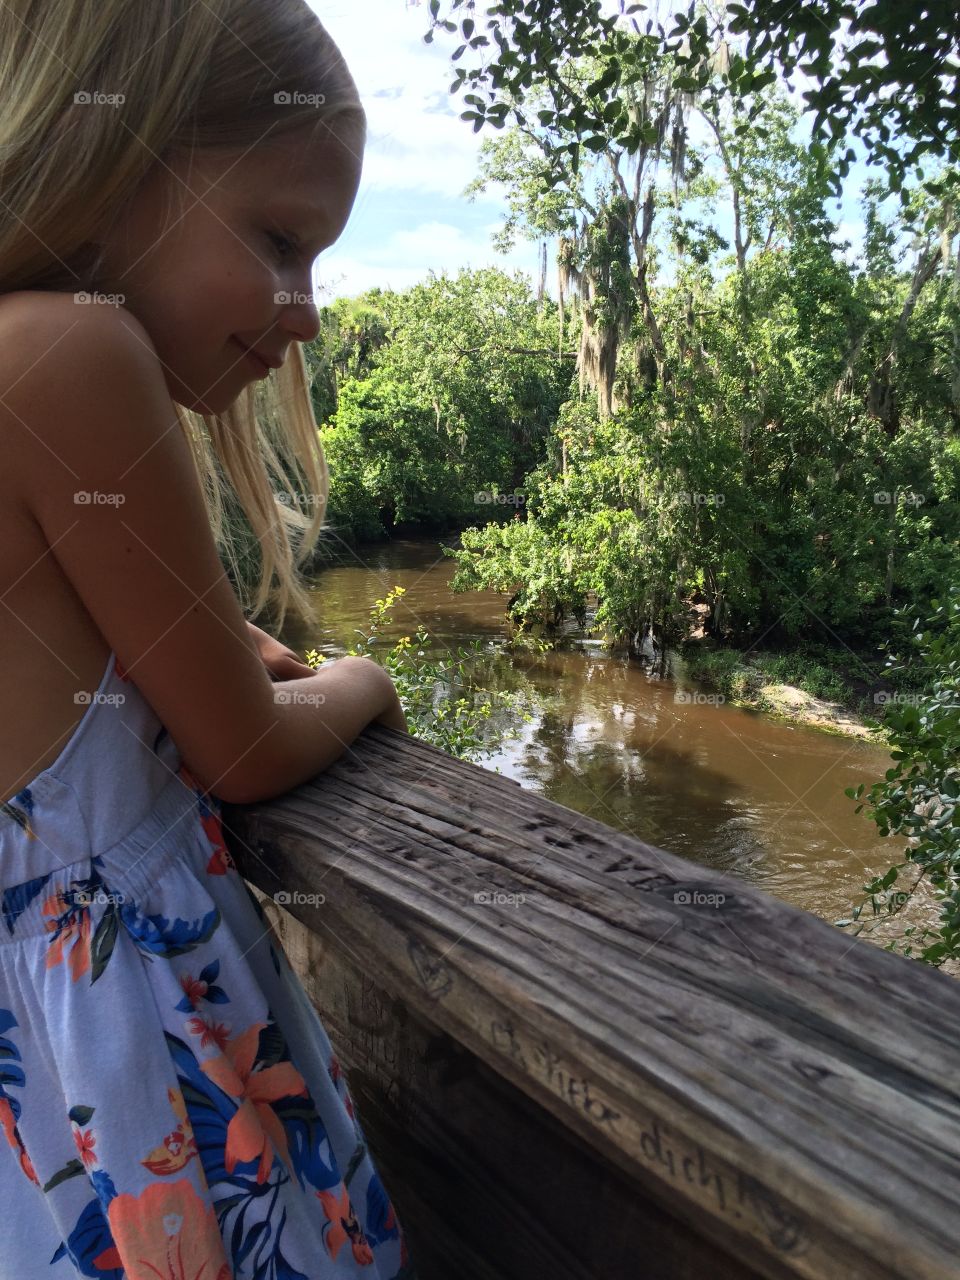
282, 537, 897, 925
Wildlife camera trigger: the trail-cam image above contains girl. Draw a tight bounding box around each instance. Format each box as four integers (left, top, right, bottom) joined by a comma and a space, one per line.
0, 1, 414, 1275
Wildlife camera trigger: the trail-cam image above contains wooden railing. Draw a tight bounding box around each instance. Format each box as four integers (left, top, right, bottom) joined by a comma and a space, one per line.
221, 724, 960, 1280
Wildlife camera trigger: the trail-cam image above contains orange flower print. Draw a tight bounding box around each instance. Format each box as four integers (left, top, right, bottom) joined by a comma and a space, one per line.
179, 973, 209, 1009
43, 890, 92, 982
201, 808, 234, 876
200, 1021, 308, 1184
0, 1096, 39, 1185
316, 1182, 375, 1266
178, 765, 235, 874
176, 961, 228, 1019
100, 1177, 231, 1279
72, 1119, 97, 1170
142, 1087, 199, 1177
186, 1016, 231, 1053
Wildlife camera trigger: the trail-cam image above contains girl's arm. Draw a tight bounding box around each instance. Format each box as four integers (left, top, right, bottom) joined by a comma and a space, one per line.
244, 619, 409, 742
6, 296, 405, 806
245, 619, 315, 681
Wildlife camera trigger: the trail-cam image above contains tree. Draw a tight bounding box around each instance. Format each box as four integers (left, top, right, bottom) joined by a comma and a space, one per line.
427, 1, 959, 191
311, 268, 573, 543
439, 53, 960, 649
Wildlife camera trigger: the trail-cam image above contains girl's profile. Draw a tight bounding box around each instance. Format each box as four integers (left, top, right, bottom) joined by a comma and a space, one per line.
0, 1, 413, 1275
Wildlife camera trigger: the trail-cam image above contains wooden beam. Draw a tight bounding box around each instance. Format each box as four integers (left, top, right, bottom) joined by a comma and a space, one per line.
221, 725, 960, 1280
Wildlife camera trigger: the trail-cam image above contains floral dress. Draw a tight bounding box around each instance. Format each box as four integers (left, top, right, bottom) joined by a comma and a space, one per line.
0, 649, 414, 1278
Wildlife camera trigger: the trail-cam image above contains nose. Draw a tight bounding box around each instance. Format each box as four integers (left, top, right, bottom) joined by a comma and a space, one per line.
277, 278, 321, 345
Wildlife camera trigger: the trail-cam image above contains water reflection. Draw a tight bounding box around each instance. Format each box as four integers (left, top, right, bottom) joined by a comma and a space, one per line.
284, 537, 896, 924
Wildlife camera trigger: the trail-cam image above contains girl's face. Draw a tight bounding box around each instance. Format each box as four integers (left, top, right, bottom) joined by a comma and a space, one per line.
93, 119, 363, 415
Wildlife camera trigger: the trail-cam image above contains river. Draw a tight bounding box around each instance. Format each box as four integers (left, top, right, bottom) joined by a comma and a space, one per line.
280, 536, 898, 927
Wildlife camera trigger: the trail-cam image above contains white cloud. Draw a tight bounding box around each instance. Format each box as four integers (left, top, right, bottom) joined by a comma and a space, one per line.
317, 219, 544, 300
310, 1, 500, 201
299, 1, 526, 298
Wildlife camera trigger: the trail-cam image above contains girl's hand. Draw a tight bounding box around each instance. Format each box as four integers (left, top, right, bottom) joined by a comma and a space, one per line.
374, 687, 409, 734
245, 620, 315, 682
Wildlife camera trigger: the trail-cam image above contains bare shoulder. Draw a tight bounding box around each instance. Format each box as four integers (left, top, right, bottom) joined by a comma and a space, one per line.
0, 290, 280, 804
0, 289, 159, 378
0, 290, 170, 490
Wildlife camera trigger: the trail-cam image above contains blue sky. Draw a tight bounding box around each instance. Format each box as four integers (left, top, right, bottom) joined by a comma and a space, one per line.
309, 0, 874, 303
308, 0, 544, 301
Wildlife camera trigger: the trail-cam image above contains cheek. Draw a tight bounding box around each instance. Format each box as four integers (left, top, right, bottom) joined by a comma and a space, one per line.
183, 215, 278, 289
174, 249, 272, 325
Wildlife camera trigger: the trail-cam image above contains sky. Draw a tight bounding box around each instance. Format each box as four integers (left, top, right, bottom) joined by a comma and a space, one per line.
307, 0, 874, 304
306, 0, 544, 302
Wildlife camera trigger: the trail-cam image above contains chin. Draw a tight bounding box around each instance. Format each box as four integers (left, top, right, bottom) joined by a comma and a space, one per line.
167, 373, 243, 417
176, 392, 235, 416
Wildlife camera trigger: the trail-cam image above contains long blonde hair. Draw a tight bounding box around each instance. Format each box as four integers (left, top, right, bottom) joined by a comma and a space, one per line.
0, 0, 365, 631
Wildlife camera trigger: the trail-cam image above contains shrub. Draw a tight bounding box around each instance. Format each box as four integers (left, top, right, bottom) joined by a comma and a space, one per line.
841, 587, 960, 967
305, 585, 534, 762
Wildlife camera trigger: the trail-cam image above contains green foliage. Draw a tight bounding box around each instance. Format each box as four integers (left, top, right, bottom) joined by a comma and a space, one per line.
723, 1, 960, 191
751, 654, 852, 704
304, 586, 534, 762
327, 370, 459, 529
433, 71, 960, 652
427, 1, 959, 192
443, 512, 589, 632
681, 648, 749, 697
842, 588, 960, 966
682, 646, 853, 704
308, 268, 573, 544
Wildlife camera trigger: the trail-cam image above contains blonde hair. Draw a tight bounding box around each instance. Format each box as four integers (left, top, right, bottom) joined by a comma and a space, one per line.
0, 0, 365, 631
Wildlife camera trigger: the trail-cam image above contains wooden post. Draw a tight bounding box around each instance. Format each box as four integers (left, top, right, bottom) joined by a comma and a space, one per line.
221, 725, 960, 1280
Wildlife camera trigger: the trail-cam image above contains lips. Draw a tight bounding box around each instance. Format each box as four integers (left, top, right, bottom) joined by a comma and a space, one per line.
231, 337, 283, 376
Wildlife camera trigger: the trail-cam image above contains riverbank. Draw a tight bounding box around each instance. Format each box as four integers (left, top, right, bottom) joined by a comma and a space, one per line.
679, 643, 899, 742
737, 680, 882, 739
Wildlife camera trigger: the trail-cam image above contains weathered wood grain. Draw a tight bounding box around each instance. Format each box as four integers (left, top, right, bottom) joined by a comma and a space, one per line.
221, 724, 960, 1280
